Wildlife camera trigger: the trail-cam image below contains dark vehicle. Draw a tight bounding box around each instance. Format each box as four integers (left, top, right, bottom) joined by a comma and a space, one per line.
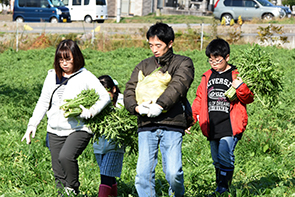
13, 0, 71, 23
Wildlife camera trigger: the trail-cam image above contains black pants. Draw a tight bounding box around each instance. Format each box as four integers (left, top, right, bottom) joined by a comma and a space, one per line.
48, 131, 92, 191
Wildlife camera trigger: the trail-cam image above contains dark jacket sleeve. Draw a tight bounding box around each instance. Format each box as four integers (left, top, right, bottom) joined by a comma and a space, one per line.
123, 64, 141, 115
156, 56, 195, 111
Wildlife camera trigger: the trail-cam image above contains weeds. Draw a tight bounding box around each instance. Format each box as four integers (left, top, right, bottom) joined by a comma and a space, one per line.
1, 45, 295, 196
257, 24, 289, 47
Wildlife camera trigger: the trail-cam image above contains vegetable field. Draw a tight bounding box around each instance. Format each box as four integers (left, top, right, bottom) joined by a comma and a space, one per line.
0, 45, 294, 197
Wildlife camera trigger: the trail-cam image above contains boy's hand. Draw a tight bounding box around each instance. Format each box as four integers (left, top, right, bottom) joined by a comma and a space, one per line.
185, 126, 192, 134
232, 77, 243, 89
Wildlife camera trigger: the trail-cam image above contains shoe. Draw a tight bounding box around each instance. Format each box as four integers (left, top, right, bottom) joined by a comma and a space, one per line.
215, 167, 220, 185
98, 184, 112, 197
64, 187, 79, 196
110, 183, 117, 197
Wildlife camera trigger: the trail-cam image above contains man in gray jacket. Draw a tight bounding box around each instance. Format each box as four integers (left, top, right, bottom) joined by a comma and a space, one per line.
124, 22, 194, 197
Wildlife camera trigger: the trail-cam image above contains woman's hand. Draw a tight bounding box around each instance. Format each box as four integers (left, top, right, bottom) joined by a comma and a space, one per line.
21, 126, 37, 144
79, 105, 96, 119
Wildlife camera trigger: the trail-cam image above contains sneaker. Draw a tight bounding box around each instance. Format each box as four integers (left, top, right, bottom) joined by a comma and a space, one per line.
64, 187, 79, 196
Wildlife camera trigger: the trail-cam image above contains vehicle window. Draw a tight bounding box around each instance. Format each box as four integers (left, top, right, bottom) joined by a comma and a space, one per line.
96, 0, 106, 5
244, 0, 256, 7
62, 0, 68, 6
232, 0, 244, 6
26, 0, 40, 7
256, 0, 274, 6
19, 0, 26, 7
49, 0, 65, 6
224, 0, 232, 6
73, 0, 81, 5
41, 0, 48, 7
84, 0, 89, 5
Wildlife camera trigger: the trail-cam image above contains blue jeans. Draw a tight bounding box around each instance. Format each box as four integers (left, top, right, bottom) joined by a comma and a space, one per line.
135, 129, 185, 197
210, 136, 239, 169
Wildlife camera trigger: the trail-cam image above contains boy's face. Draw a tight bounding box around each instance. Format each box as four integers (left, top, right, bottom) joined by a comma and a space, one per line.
148, 36, 173, 58
208, 54, 230, 72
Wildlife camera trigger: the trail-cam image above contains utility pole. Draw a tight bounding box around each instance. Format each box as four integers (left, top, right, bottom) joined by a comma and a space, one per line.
116, 0, 121, 23
157, 0, 163, 16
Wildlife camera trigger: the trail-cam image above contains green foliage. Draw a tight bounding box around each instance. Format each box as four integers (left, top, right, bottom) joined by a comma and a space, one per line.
282, 0, 295, 8
230, 44, 283, 108
0, 46, 295, 196
88, 105, 138, 155
60, 89, 99, 118
118, 14, 213, 24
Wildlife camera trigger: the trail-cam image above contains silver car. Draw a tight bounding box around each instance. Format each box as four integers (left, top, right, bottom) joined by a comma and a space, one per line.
213, 0, 285, 25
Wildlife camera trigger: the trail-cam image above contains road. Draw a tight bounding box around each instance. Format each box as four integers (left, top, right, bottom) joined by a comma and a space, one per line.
1, 14, 295, 48
1, 13, 295, 35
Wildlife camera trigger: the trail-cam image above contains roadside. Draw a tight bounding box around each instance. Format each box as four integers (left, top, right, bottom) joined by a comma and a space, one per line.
1, 13, 295, 49
0, 13, 12, 22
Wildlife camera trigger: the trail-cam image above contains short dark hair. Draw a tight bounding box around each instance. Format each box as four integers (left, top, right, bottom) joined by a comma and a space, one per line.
205, 38, 230, 59
98, 75, 121, 105
54, 39, 85, 80
146, 22, 174, 45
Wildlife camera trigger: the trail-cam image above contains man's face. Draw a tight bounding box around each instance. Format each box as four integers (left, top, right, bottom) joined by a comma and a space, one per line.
148, 36, 172, 58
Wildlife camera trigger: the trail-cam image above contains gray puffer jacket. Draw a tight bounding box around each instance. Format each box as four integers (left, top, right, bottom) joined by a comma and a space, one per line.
124, 48, 194, 129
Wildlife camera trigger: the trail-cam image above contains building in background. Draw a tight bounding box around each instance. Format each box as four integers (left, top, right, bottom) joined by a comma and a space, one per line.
107, 0, 211, 18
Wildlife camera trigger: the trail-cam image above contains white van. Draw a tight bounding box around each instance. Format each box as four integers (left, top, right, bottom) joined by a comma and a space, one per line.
62, 0, 107, 23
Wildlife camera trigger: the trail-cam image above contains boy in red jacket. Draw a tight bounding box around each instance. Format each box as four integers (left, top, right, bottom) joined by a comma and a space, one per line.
192, 38, 254, 195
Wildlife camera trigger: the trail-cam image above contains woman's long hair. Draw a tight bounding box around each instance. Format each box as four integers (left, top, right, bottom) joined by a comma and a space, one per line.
54, 39, 85, 80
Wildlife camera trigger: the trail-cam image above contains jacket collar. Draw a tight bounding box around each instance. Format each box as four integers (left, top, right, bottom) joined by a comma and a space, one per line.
154, 48, 174, 67
211, 64, 237, 74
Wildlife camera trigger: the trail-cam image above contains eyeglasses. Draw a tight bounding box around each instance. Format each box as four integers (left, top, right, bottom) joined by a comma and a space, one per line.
59, 58, 73, 63
208, 59, 223, 65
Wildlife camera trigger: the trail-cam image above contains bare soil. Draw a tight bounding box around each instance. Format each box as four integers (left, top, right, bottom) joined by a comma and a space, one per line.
0, 13, 13, 22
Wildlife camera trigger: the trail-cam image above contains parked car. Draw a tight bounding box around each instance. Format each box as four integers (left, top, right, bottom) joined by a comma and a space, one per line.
13, 0, 71, 23
275, 5, 292, 18
62, 0, 107, 23
213, 0, 285, 25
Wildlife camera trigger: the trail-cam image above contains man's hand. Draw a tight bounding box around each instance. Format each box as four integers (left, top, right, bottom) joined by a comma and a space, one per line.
21, 126, 37, 144
136, 101, 152, 115
147, 103, 163, 118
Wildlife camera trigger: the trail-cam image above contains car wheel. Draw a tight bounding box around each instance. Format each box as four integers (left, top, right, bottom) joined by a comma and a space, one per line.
50, 17, 58, 23
221, 14, 233, 25
84, 16, 92, 23
262, 13, 274, 20
16, 17, 24, 23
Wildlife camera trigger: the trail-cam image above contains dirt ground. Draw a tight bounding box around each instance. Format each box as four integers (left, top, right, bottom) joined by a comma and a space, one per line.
0, 13, 13, 22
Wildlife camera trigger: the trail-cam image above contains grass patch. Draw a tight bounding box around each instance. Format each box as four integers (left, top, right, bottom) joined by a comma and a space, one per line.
116, 13, 213, 24
0, 45, 294, 196
108, 13, 295, 25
